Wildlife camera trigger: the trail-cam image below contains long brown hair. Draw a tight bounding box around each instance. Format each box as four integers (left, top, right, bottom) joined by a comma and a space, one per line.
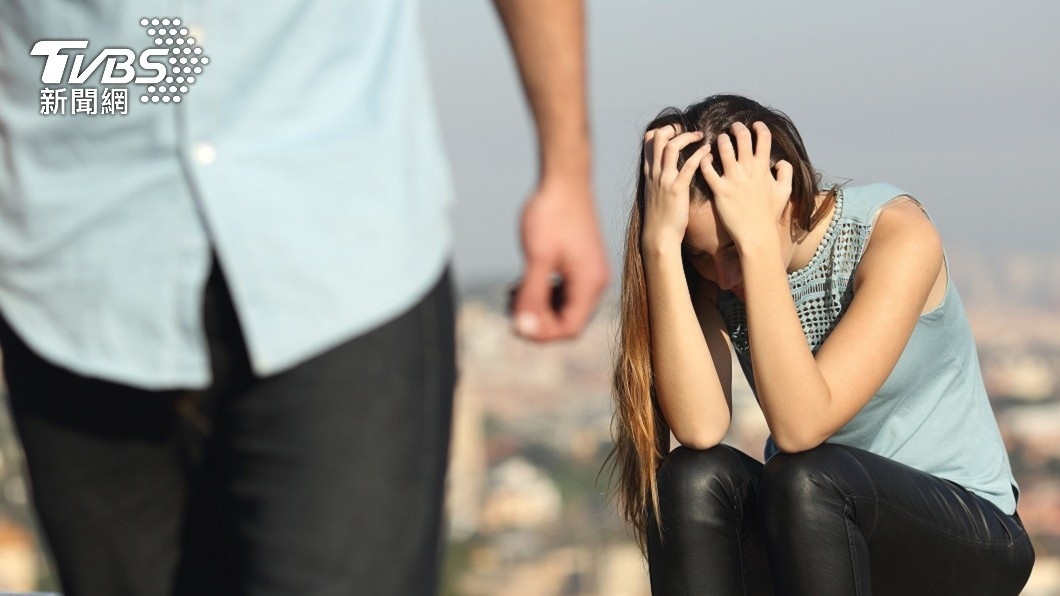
606, 94, 836, 551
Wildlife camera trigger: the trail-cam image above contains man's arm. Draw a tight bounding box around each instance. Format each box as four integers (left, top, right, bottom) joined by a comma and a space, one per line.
492, 0, 609, 341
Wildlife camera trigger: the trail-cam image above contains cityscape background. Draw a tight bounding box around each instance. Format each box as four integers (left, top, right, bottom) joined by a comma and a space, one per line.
419, 4, 1060, 590
420, 4, 1060, 590
0, 254, 1058, 592
440, 253, 1060, 595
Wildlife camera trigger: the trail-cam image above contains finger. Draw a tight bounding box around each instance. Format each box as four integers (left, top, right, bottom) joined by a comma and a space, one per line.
699, 152, 721, 186
675, 142, 711, 189
752, 121, 772, 165
774, 159, 794, 188
651, 124, 679, 182
716, 132, 738, 173
731, 122, 754, 162
660, 131, 706, 183
642, 129, 656, 178
552, 262, 608, 339
512, 257, 562, 340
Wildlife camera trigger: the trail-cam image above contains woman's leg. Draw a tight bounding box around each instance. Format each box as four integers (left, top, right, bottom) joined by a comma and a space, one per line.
759, 443, 1034, 596
648, 444, 773, 596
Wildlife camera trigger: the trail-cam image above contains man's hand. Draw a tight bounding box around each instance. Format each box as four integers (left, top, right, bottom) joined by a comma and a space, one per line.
511, 177, 609, 341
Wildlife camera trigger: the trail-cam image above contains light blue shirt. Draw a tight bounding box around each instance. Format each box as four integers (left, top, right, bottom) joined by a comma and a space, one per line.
0, 0, 455, 389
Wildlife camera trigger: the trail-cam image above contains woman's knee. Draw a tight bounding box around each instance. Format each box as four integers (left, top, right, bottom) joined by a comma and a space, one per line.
654, 444, 758, 521
759, 443, 871, 516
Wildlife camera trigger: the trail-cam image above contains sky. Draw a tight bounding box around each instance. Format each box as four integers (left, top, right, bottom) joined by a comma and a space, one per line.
421, 2, 1060, 286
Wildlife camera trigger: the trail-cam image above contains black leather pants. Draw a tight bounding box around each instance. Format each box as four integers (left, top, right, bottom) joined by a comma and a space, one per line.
647, 443, 1034, 595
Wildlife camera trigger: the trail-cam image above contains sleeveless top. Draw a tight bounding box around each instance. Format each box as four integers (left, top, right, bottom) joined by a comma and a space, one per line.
718, 183, 1018, 515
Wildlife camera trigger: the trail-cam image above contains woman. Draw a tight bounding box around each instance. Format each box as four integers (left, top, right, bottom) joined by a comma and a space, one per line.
608, 94, 1034, 595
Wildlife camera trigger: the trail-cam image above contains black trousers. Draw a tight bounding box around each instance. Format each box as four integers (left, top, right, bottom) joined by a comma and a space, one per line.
0, 256, 457, 595
647, 443, 1035, 596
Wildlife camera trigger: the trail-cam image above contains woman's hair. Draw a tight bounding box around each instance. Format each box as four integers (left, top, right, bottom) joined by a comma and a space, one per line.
605, 94, 836, 551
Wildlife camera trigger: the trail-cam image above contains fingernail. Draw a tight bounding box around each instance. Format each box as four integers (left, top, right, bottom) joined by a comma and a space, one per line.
514, 312, 540, 336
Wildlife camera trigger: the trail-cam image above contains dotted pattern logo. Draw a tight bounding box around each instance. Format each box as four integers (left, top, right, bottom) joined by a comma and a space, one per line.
137, 17, 209, 104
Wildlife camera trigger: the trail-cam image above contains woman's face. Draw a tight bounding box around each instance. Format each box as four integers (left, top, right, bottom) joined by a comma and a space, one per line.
682, 199, 795, 301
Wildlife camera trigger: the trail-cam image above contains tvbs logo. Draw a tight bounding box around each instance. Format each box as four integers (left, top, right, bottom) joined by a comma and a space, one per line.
31, 17, 208, 114
31, 41, 168, 85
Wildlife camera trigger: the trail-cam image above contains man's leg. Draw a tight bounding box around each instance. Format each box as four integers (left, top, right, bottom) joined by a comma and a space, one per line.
1, 252, 257, 595
199, 264, 458, 595
0, 313, 193, 596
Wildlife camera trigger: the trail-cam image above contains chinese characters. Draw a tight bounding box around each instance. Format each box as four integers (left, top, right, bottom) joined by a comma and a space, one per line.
40, 87, 128, 116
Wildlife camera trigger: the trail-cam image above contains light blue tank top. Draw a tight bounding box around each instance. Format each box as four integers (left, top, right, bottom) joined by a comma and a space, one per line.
719, 183, 1018, 515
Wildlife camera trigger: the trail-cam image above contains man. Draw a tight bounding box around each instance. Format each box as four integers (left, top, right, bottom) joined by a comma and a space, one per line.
0, 0, 607, 593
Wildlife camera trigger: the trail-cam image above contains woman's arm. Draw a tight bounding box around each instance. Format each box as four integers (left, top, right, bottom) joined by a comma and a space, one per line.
702, 123, 944, 453
642, 244, 734, 449
741, 201, 942, 452
640, 125, 732, 449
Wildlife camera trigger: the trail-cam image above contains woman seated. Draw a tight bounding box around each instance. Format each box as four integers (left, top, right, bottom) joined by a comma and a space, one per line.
608, 93, 1034, 595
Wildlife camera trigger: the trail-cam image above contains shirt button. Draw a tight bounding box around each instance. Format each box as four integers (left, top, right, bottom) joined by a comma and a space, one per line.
193, 142, 216, 165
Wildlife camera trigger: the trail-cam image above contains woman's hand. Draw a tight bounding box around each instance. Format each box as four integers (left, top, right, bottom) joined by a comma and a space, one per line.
640, 124, 712, 252
699, 121, 793, 250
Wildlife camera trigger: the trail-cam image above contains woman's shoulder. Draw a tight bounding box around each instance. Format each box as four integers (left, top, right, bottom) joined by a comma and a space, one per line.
854, 197, 944, 294
838, 182, 916, 226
